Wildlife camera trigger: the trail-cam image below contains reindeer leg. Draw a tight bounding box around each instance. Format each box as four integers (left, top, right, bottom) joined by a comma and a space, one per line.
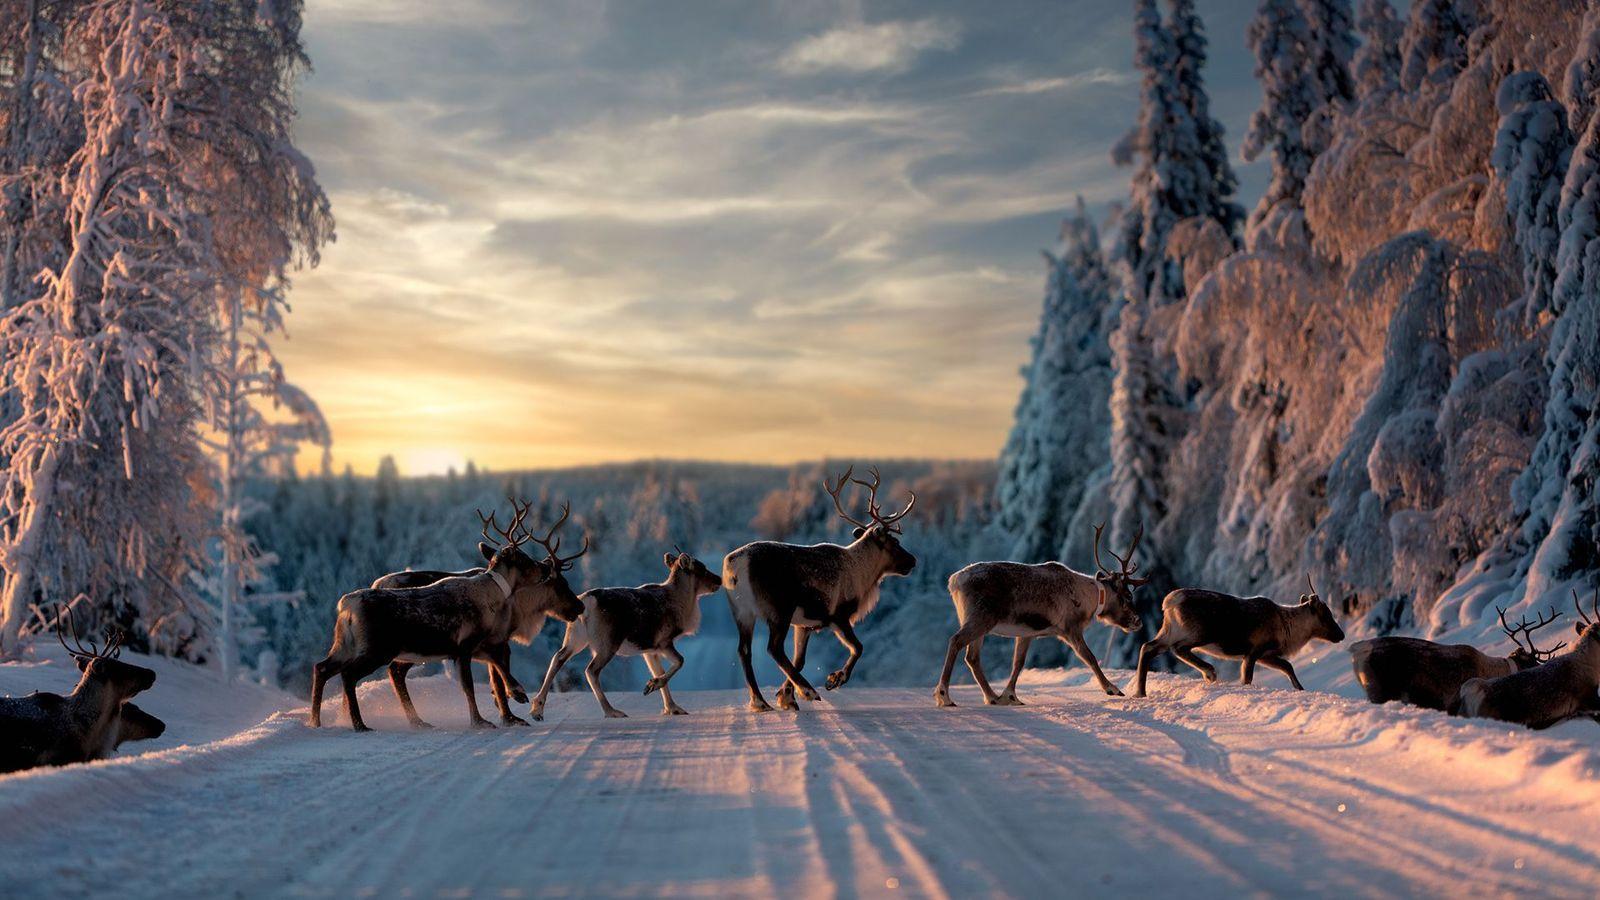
338, 659, 379, 732
585, 641, 627, 718
456, 655, 495, 729
387, 662, 433, 729
309, 658, 339, 728
1239, 652, 1259, 685
645, 650, 688, 715
998, 637, 1033, 706
965, 638, 1002, 705
776, 627, 811, 710
825, 621, 861, 691
484, 646, 529, 726
935, 622, 985, 707
737, 620, 771, 712
643, 642, 685, 695
1258, 654, 1305, 691
1062, 630, 1123, 697
766, 620, 819, 702
1171, 646, 1218, 683
1133, 635, 1170, 698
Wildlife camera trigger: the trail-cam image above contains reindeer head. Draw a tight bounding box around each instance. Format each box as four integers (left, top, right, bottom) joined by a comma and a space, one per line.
1498, 605, 1565, 670
664, 547, 723, 596
1573, 588, 1600, 645
1297, 575, 1345, 644
57, 618, 155, 697
1090, 523, 1146, 633
478, 499, 587, 624
825, 466, 917, 576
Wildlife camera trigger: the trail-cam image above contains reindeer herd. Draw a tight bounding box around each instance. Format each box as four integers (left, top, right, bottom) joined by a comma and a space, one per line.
3, 465, 1598, 774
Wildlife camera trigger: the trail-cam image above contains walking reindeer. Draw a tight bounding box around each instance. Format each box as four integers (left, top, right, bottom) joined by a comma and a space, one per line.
935, 523, 1145, 707
309, 499, 583, 731
0, 624, 157, 774
531, 548, 723, 719
1349, 607, 1564, 710
370, 501, 586, 726
1132, 575, 1345, 698
723, 467, 916, 711
1455, 590, 1600, 729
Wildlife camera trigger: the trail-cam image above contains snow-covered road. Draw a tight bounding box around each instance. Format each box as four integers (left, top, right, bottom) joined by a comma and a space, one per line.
3, 666, 1599, 899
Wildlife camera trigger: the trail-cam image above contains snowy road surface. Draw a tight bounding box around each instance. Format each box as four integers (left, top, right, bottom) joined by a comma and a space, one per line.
2, 666, 1599, 899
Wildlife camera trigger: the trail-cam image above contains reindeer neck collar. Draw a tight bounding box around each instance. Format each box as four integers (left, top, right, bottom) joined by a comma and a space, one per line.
488, 568, 513, 599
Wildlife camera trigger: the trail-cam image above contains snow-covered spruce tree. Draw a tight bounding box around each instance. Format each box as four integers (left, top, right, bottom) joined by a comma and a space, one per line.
1399, 0, 1480, 93
1352, 0, 1403, 99
1241, 0, 1322, 232
0, 0, 332, 654
995, 199, 1120, 563
1513, 74, 1600, 604
1297, 0, 1357, 157
1167, 0, 1245, 241
203, 287, 331, 681
1565, 5, 1600, 137
1490, 72, 1574, 331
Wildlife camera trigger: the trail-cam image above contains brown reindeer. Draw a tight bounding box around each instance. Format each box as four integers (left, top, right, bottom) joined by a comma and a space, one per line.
308, 499, 584, 731
1349, 607, 1564, 710
112, 702, 167, 752
723, 466, 916, 712
370, 503, 586, 727
1132, 575, 1345, 698
1455, 590, 1600, 729
0, 623, 156, 773
935, 523, 1145, 707
530, 549, 724, 719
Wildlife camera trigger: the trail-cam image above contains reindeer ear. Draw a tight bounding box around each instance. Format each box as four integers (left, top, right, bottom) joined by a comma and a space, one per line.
1096, 572, 1112, 583
73, 655, 90, 673
479, 542, 496, 562
664, 551, 676, 568
1299, 593, 1309, 604
853, 527, 866, 539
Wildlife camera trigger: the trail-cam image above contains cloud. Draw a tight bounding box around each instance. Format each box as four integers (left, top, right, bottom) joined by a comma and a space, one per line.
776, 18, 962, 75
973, 67, 1138, 96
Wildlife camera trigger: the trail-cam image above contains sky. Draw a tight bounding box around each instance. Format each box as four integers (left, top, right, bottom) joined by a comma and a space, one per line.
283, 0, 1266, 476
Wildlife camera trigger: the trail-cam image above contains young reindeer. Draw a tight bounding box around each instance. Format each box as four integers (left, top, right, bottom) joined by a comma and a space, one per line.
308, 499, 583, 731
935, 522, 1145, 707
112, 702, 167, 752
530, 548, 724, 719
0, 624, 157, 774
1455, 590, 1600, 729
370, 502, 587, 727
1132, 575, 1345, 698
724, 466, 916, 712
1349, 607, 1564, 710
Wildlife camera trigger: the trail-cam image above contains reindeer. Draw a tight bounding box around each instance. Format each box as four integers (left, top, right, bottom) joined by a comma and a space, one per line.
0, 624, 157, 774
530, 549, 724, 719
935, 523, 1145, 707
1132, 575, 1345, 698
308, 499, 585, 731
723, 466, 916, 712
370, 503, 586, 727
1455, 590, 1600, 729
112, 702, 166, 752
1349, 607, 1564, 710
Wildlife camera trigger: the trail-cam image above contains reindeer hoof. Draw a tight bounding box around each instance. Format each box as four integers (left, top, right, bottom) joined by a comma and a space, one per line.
749, 699, 774, 712
530, 710, 545, 722
351, 723, 373, 733
307, 717, 321, 728
644, 678, 665, 695
776, 696, 798, 711
664, 706, 689, 716
409, 719, 435, 730
502, 714, 531, 727
1103, 684, 1125, 697
471, 719, 497, 730
512, 688, 529, 704
997, 694, 1024, 706
935, 693, 956, 708
825, 671, 847, 690
604, 709, 628, 719
800, 687, 821, 702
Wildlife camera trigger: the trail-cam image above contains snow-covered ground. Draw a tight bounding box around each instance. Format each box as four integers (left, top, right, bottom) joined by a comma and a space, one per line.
2, 647, 1598, 899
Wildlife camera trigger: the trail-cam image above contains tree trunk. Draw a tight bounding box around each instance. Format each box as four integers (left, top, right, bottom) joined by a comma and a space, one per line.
0, 442, 60, 654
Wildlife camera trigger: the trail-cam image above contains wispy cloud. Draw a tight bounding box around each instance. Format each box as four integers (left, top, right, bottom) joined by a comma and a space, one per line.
777, 18, 962, 75
973, 67, 1138, 96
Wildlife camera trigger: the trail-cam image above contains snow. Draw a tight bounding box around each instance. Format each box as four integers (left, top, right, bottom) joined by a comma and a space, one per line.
2, 651, 1597, 897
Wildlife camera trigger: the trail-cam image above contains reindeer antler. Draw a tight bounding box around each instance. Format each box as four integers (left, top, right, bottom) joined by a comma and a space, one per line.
824, 466, 871, 531
1092, 522, 1149, 585
477, 496, 535, 552
1500, 605, 1567, 660
530, 501, 587, 571
1574, 588, 1598, 628
826, 465, 916, 534
54, 607, 122, 662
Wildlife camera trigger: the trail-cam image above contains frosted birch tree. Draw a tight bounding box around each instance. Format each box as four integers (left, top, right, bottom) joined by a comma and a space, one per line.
0, 0, 331, 654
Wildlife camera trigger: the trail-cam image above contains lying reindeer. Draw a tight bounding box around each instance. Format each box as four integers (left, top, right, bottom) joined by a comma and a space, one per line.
936, 522, 1145, 707
0, 624, 156, 774
1349, 607, 1563, 710
370, 502, 586, 727
1132, 575, 1345, 698
112, 702, 166, 752
309, 499, 583, 731
724, 466, 916, 712
1455, 590, 1600, 729
531, 549, 724, 719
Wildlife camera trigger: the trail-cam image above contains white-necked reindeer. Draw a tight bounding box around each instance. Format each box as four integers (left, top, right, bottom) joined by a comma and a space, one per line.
1132, 575, 1345, 698
0, 623, 157, 773
935, 523, 1146, 707
1349, 607, 1563, 710
308, 499, 584, 731
1455, 590, 1600, 729
530, 548, 724, 719
723, 466, 916, 712
370, 502, 586, 726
